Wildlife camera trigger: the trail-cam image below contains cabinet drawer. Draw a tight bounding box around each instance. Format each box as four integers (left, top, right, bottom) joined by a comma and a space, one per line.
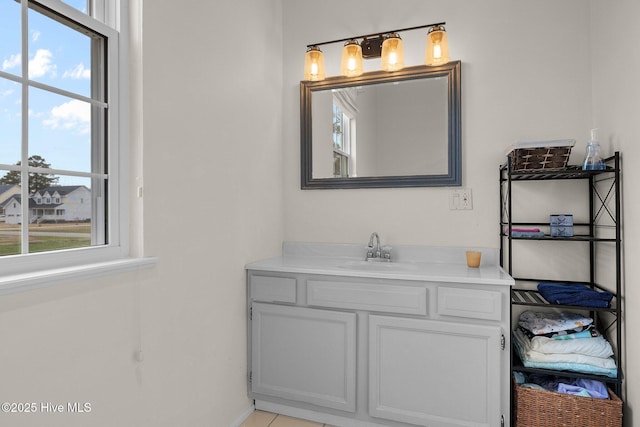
251, 275, 296, 303
307, 280, 427, 315
437, 286, 502, 321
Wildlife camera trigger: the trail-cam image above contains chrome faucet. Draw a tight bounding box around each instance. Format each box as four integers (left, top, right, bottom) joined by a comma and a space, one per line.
366, 232, 391, 262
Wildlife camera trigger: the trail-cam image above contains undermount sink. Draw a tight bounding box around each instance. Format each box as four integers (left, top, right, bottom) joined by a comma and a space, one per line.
338, 260, 421, 272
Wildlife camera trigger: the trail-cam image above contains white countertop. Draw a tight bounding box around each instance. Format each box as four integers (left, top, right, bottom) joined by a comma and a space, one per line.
246, 242, 514, 286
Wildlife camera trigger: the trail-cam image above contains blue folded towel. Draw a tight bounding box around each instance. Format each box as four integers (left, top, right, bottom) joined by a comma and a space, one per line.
511, 231, 545, 238
537, 282, 613, 308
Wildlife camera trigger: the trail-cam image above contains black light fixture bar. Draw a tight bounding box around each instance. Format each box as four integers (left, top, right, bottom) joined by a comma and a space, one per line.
305, 21, 446, 49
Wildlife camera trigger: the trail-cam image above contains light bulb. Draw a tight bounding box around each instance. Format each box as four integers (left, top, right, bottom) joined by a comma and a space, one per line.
433, 45, 442, 60
381, 33, 404, 72
425, 25, 450, 66
304, 46, 325, 81
340, 40, 363, 77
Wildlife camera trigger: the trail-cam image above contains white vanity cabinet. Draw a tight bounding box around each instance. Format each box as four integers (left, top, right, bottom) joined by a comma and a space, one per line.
251, 302, 357, 412
369, 315, 502, 427
247, 265, 512, 427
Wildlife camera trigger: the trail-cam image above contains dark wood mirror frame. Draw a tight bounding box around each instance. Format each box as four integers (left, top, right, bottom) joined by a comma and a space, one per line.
300, 60, 461, 189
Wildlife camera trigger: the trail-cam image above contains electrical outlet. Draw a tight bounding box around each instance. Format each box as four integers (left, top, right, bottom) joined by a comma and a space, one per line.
449, 188, 473, 210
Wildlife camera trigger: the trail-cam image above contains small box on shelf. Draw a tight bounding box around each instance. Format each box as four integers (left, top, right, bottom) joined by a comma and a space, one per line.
550, 214, 574, 237
550, 214, 574, 225
550, 226, 574, 237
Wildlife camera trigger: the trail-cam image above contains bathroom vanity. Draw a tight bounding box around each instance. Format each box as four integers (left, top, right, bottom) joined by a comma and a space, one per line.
246, 243, 514, 427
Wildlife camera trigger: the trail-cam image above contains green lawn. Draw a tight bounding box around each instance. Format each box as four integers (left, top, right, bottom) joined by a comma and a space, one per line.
0, 236, 91, 256
29, 224, 91, 233
0, 223, 91, 255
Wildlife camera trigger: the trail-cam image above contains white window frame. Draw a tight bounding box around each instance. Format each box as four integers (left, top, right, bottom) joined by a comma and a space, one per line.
332, 99, 358, 178
0, 0, 155, 294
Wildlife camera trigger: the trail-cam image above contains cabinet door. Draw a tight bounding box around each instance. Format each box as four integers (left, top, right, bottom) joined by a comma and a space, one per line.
369, 315, 503, 427
251, 302, 357, 412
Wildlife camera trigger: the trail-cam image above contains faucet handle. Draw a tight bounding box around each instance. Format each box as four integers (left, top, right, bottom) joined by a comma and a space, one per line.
381, 245, 392, 261
365, 247, 374, 260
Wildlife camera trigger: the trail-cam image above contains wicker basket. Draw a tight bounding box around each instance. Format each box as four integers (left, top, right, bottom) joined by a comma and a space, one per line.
513, 380, 622, 427
510, 146, 573, 171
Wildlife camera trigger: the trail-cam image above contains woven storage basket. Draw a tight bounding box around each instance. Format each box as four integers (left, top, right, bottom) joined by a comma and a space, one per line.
513, 380, 622, 427
510, 146, 573, 171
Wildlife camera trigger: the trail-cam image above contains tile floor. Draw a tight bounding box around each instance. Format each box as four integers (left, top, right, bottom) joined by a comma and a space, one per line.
240, 410, 337, 427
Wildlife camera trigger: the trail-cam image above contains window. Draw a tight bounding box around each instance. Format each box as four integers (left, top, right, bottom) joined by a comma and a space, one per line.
0, 0, 136, 282
332, 104, 351, 178
332, 90, 358, 178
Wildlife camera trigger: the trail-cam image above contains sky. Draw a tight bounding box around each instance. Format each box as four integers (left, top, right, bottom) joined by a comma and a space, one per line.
0, 0, 94, 187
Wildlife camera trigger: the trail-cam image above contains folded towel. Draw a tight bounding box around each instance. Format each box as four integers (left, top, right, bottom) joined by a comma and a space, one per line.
511, 231, 545, 238
548, 327, 599, 340
518, 310, 592, 335
519, 325, 598, 340
538, 282, 613, 308
513, 329, 617, 370
528, 332, 614, 358
512, 334, 618, 378
504, 227, 541, 233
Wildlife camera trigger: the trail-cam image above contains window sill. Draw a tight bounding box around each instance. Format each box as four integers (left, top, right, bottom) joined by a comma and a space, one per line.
0, 257, 158, 295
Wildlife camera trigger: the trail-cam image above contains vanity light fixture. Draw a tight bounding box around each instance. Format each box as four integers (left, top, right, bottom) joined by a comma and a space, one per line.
303, 22, 449, 80
304, 46, 326, 81
380, 33, 404, 72
340, 39, 364, 77
425, 24, 450, 66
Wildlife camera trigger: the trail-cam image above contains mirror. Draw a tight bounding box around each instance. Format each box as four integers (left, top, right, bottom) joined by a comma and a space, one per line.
301, 60, 461, 189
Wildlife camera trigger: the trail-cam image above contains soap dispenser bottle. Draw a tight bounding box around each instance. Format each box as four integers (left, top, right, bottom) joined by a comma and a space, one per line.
582, 129, 606, 170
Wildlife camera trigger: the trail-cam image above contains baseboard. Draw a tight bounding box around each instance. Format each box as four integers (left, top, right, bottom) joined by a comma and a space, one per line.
229, 404, 256, 427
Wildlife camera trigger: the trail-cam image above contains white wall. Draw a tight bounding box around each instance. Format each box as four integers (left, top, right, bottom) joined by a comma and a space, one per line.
591, 1, 640, 425
283, 0, 592, 247
0, 1, 284, 426
373, 79, 447, 176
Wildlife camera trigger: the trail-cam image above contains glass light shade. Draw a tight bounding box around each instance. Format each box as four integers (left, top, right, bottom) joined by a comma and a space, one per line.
381, 33, 404, 72
425, 26, 450, 66
304, 46, 325, 81
340, 40, 363, 77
